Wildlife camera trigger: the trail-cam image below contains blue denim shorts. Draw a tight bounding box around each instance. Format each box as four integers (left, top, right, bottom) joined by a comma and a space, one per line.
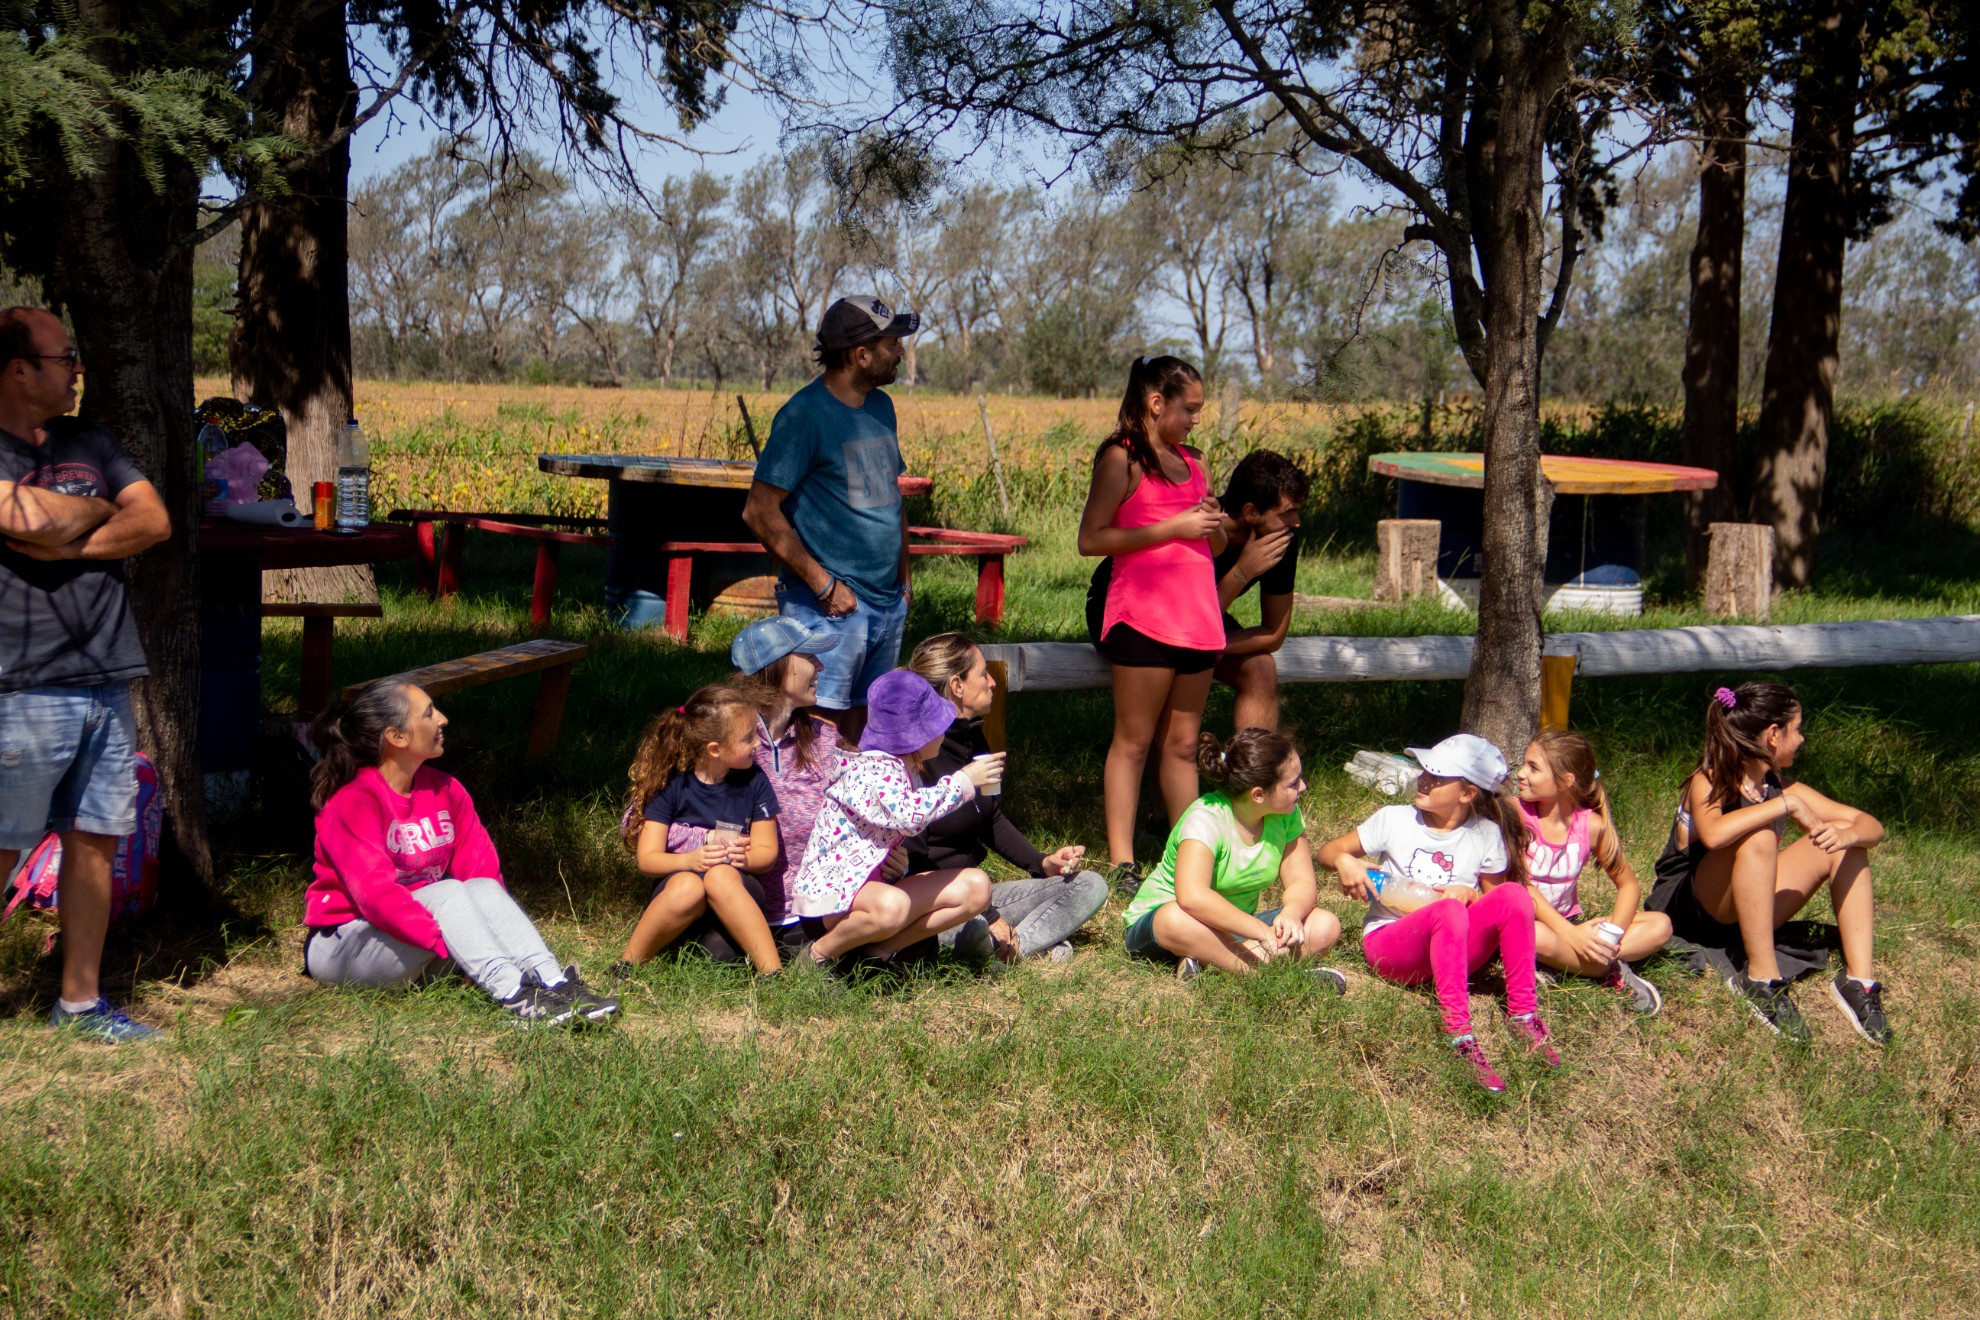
775, 582, 910, 710
0, 683, 138, 850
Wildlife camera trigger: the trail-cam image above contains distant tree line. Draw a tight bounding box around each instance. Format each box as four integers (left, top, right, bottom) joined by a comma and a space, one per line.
220, 134, 1975, 404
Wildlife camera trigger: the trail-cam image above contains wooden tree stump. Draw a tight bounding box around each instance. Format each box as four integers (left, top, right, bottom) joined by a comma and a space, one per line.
1705, 522, 1774, 619
1375, 519, 1441, 601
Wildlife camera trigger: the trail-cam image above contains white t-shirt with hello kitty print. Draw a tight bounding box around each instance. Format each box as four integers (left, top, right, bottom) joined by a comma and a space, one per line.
1355, 804, 1508, 936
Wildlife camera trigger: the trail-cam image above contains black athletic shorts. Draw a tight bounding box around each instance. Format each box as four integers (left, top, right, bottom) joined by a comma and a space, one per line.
1086, 560, 1221, 674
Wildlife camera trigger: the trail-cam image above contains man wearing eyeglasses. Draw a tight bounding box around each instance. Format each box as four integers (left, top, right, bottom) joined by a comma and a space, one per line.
0, 306, 170, 1043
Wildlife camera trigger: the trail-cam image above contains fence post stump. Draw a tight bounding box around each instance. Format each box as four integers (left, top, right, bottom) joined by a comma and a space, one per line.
1705, 523, 1774, 619
1374, 519, 1441, 601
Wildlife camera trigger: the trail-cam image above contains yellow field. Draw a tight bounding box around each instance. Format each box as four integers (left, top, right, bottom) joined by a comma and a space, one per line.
194, 378, 1573, 518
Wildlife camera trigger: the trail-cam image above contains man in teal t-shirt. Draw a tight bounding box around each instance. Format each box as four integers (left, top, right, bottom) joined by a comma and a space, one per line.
743, 296, 919, 740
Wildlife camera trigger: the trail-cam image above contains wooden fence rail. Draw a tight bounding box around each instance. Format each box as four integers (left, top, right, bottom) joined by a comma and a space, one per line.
982, 614, 1980, 695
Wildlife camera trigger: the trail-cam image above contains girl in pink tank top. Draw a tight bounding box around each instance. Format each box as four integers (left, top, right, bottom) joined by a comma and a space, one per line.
1514, 731, 1671, 1015
1077, 356, 1226, 888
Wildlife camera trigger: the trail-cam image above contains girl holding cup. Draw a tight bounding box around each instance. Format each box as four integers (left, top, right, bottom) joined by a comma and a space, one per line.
904, 633, 1109, 962
1514, 731, 1671, 1015
613, 685, 785, 975
791, 669, 1001, 972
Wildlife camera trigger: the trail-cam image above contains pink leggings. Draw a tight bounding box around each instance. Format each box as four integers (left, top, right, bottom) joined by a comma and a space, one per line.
1361, 885, 1539, 1036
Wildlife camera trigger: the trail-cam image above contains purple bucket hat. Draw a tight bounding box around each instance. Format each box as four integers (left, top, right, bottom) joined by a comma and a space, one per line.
860, 670, 958, 756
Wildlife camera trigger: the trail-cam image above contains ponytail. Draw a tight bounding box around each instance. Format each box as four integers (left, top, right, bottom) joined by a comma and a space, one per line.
622, 685, 756, 851
1099, 354, 1201, 478
1197, 727, 1296, 796
1699, 680, 1800, 811
1467, 790, 1530, 887
309, 678, 413, 811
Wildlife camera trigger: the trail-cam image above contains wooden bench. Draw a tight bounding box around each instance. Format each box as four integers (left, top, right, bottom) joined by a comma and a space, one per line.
343, 639, 588, 759
391, 510, 612, 627
654, 526, 1028, 642
262, 601, 386, 719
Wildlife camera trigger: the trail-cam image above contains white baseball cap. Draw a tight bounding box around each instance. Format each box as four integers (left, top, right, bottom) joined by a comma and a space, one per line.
1405, 734, 1508, 793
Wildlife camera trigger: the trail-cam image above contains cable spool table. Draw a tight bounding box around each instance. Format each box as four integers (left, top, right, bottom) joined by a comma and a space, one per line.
1368, 452, 1718, 613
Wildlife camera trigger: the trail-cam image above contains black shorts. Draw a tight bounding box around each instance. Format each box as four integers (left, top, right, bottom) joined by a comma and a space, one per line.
1085, 565, 1220, 674
1096, 623, 1219, 675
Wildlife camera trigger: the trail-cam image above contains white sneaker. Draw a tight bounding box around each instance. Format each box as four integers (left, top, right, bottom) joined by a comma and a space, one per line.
1047, 941, 1076, 964
1176, 957, 1202, 983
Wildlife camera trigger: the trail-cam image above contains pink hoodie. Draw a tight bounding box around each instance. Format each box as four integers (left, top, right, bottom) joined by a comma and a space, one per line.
307, 765, 504, 957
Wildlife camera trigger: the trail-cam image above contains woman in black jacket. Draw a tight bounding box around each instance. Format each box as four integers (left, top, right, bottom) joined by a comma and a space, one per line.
906, 633, 1109, 962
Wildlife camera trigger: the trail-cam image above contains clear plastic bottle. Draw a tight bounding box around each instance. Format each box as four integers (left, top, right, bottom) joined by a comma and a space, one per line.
334, 417, 369, 534
197, 417, 230, 468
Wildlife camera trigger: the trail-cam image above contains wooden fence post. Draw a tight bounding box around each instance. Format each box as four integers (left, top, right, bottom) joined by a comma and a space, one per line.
975, 393, 1011, 518
983, 660, 1008, 752
1375, 519, 1441, 601
1705, 523, 1774, 619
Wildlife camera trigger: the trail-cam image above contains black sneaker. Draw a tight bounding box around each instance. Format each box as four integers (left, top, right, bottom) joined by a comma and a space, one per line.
1107, 861, 1144, 898
554, 964, 621, 1024
1727, 971, 1810, 1044
1828, 971, 1889, 1047
498, 971, 580, 1027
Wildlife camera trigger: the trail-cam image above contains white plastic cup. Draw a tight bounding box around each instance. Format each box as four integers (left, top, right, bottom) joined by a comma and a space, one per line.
1595, 920, 1625, 952
971, 753, 1003, 797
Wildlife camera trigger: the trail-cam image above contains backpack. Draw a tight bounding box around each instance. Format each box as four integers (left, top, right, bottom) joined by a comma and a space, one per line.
2, 752, 162, 924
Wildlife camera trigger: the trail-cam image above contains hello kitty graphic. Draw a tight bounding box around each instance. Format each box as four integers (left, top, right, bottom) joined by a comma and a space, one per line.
1401, 847, 1459, 890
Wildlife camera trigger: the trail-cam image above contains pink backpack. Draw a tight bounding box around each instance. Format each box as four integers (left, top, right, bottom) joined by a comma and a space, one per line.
3, 752, 162, 924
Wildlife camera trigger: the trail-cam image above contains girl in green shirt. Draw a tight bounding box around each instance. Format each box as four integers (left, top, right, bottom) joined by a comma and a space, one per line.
1122, 728, 1346, 987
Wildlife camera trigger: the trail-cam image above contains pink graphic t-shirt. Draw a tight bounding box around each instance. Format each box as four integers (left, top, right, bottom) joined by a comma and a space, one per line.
308, 765, 505, 957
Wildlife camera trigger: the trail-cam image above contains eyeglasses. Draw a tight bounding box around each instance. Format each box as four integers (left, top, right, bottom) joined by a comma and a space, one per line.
20, 351, 80, 368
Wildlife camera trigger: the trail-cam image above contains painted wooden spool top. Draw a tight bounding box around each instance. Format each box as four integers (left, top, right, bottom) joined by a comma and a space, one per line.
1368, 452, 1719, 496
538, 452, 933, 497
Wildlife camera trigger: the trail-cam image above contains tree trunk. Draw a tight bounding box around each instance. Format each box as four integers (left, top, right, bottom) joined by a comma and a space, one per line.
47, 14, 212, 878
1750, 0, 1859, 589
1459, 25, 1567, 758
1680, 65, 1746, 585
231, 0, 370, 603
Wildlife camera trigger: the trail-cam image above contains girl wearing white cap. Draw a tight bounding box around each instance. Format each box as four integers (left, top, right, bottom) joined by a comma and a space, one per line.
1317, 733, 1556, 1094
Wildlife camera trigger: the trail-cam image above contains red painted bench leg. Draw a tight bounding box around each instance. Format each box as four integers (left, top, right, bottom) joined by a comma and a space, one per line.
438, 523, 465, 600
665, 555, 694, 641
414, 520, 437, 597
530, 542, 561, 629
975, 554, 1007, 627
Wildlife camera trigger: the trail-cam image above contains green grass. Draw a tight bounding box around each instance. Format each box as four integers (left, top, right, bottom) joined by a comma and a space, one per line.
3, 467, 1980, 1316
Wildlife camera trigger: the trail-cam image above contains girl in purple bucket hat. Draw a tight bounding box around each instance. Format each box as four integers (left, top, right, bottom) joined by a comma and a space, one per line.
790, 669, 1004, 972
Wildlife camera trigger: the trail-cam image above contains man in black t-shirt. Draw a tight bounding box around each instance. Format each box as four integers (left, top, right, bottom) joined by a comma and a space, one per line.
0, 307, 171, 1043
1211, 450, 1310, 733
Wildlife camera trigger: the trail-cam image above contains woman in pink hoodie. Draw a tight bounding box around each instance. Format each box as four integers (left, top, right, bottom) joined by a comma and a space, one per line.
304, 677, 616, 1026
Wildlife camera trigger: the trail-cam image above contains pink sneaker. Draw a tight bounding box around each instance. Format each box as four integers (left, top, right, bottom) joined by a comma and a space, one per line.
1509, 1013, 1561, 1066
1452, 1036, 1506, 1093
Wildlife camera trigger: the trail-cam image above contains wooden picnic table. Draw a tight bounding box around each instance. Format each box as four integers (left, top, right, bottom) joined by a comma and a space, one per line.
198, 521, 417, 810
1369, 452, 1718, 583
536, 452, 932, 627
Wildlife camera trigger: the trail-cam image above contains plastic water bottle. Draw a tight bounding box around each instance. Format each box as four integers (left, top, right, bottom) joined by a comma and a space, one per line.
197, 417, 230, 468
334, 417, 369, 534
1366, 868, 1389, 896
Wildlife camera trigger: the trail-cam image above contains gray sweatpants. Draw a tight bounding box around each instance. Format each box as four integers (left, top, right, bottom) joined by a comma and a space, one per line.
945, 871, 1110, 959
304, 877, 564, 1002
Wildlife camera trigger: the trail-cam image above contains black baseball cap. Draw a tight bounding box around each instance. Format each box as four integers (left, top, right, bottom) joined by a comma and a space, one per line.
817, 296, 920, 351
